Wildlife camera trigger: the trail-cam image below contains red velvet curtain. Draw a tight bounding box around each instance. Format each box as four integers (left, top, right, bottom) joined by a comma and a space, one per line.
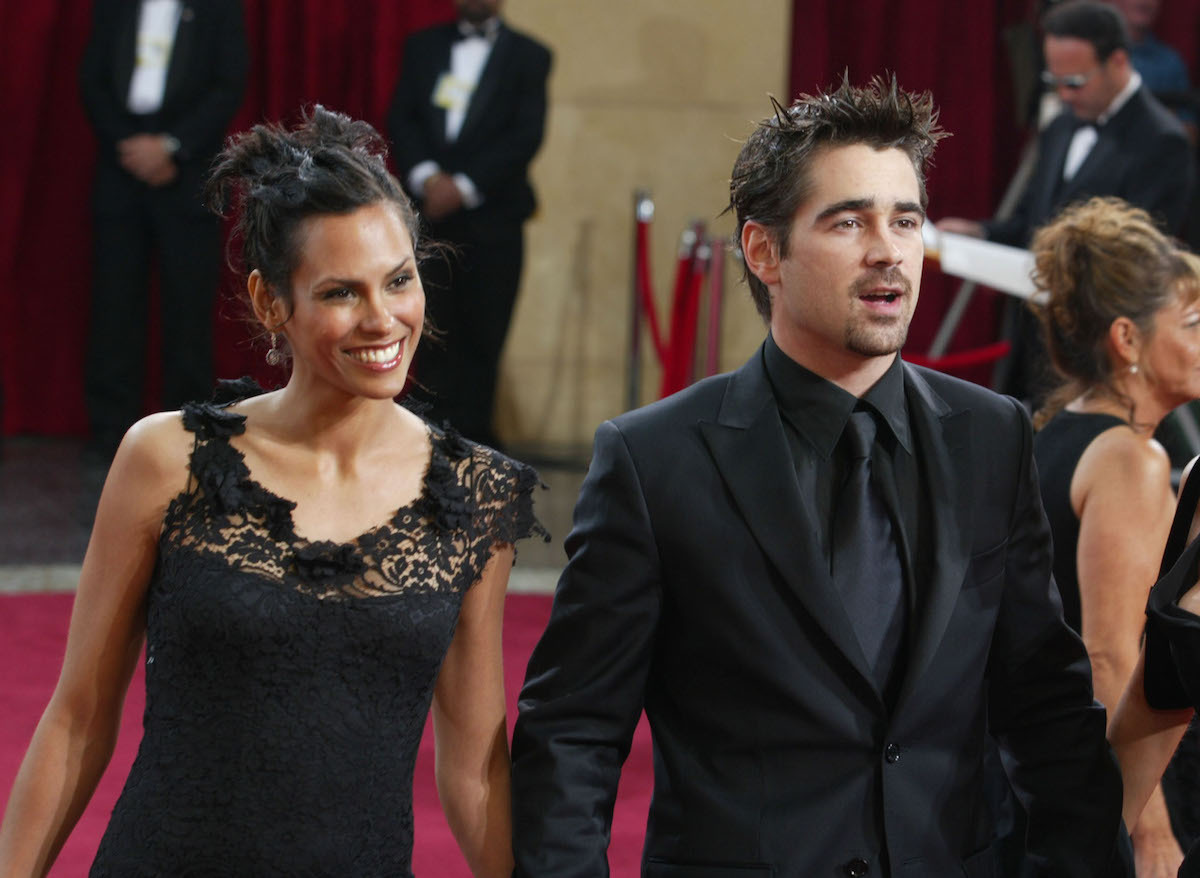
791, 0, 1200, 385
0, 0, 454, 435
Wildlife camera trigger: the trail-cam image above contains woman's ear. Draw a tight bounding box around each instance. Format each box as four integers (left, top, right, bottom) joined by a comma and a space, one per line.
1107, 315, 1143, 369
247, 270, 283, 330
741, 220, 782, 289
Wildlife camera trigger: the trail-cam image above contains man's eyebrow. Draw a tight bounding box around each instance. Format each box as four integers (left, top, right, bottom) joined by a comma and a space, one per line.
814, 198, 926, 223
814, 198, 873, 223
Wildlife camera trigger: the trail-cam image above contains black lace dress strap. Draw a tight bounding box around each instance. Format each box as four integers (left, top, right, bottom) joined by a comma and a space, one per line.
168, 378, 548, 600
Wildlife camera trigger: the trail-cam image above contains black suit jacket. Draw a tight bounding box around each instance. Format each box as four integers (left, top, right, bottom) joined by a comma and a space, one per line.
78, 0, 248, 216
985, 85, 1193, 245
512, 347, 1129, 877
387, 20, 551, 230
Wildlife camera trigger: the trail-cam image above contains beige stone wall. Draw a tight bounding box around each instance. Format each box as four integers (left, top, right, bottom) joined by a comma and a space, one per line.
495, 0, 791, 450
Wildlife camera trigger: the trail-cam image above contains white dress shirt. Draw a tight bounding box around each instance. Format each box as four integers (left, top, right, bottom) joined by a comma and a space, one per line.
1063, 71, 1142, 181
126, 0, 183, 115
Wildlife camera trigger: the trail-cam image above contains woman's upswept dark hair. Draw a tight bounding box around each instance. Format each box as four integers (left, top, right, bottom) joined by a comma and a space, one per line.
728, 72, 947, 320
1031, 196, 1198, 428
205, 104, 419, 305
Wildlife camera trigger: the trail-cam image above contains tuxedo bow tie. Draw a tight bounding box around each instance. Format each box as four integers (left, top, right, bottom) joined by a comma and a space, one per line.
456, 20, 498, 41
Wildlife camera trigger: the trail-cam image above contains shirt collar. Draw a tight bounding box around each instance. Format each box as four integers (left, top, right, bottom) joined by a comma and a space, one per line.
763, 334, 911, 458
1098, 70, 1141, 125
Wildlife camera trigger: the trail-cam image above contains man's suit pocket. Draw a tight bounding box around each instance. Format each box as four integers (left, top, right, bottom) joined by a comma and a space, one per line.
898, 842, 999, 877
644, 859, 773, 877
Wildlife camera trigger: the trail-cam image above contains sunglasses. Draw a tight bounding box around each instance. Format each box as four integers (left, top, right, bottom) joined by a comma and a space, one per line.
1040, 69, 1096, 90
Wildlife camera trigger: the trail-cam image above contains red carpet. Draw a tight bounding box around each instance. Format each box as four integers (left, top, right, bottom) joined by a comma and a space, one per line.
0, 592, 652, 876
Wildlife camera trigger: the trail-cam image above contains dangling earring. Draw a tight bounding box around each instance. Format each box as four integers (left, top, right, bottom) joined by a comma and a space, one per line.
265, 332, 283, 366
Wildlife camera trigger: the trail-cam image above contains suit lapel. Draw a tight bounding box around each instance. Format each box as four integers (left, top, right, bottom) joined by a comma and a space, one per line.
699, 351, 879, 694
1037, 116, 1076, 211
430, 28, 455, 148
1063, 90, 1141, 199
113, 0, 142, 100
162, 3, 196, 112
896, 365, 973, 706
459, 26, 511, 143
1061, 126, 1117, 203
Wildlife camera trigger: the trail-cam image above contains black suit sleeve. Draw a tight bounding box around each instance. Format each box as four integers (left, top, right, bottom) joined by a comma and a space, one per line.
387, 32, 442, 182
167, 0, 248, 164
980, 117, 1070, 248
986, 398, 1132, 877
1126, 125, 1194, 234
511, 419, 661, 877
982, 186, 1036, 248
79, 0, 139, 157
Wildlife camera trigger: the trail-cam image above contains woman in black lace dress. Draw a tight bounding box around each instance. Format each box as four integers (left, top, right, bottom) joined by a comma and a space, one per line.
0, 106, 544, 877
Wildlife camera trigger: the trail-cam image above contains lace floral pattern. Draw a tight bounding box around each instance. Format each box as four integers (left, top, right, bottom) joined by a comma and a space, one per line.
89, 382, 547, 877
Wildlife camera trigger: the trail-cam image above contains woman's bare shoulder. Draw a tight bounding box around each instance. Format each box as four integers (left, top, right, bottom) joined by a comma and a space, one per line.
104, 411, 196, 522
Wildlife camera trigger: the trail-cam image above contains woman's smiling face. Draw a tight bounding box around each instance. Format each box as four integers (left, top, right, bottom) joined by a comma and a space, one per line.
279, 201, 425, 400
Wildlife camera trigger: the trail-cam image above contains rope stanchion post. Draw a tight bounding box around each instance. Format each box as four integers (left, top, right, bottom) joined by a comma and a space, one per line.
691, 226, 705, 383
704, 238, 725, 378
629, 190, 654, 412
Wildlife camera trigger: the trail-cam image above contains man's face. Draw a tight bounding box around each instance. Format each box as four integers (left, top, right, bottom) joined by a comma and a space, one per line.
1043, 35, 1127, 121
456, 0, 500, 25
768, 144, 925, 376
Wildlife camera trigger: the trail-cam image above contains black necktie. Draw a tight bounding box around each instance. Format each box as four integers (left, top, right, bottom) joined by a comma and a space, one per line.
831, 410, 906, 693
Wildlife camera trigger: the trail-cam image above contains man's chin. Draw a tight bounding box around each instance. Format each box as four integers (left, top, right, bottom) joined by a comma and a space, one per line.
845, 327, 910, 359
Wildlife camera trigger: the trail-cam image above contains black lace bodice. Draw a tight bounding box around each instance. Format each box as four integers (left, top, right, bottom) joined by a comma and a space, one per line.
89, 383, 547, 877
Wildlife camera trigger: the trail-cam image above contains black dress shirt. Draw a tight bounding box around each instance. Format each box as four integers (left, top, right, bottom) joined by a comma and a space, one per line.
763, 334, 924, 613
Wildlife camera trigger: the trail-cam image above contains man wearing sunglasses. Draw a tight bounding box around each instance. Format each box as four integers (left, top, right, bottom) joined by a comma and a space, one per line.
937, 0, 1192, 405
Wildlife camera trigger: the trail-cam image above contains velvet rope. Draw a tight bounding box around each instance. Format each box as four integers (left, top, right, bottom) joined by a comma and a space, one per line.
635, 218, 670, 364
903, 340, 1011, 371
659, 250, 707, 398
635, 215, 712, 401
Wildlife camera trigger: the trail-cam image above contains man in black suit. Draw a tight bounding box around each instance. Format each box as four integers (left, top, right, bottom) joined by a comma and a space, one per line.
511, 75, 1132, 877
79, 0, 248, 460
937, 0, 1193, 402
387, 0, 551, 447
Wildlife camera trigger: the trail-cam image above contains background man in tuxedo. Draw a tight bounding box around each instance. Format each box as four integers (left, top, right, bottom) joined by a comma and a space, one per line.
511, 75, 1131, 877
79, 0, 248, 462
938, 0, 1193, 404
387, 0, 551, 447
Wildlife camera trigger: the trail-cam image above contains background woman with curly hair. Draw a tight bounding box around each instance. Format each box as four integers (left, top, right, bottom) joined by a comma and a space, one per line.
1032, 196, 1200, 875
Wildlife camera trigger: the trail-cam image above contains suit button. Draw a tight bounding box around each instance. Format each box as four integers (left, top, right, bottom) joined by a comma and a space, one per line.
844, 857, 870, 876
885, 742, 901, 763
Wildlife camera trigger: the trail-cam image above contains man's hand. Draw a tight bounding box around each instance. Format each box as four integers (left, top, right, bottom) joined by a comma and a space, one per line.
117, 134, 178, 187
422, 172, 464, 221
934, 217, 986, 239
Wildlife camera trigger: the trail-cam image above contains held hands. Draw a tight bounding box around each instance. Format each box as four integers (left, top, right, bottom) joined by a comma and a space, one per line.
1132, 822, 1184, 878
117, 134, 178, 187
422, 172, 464, 221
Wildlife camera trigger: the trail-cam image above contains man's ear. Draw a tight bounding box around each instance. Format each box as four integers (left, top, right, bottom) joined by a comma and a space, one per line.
1106, 47, 1132, 76
741, 220, 782, 288
247, 270, 285, 330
